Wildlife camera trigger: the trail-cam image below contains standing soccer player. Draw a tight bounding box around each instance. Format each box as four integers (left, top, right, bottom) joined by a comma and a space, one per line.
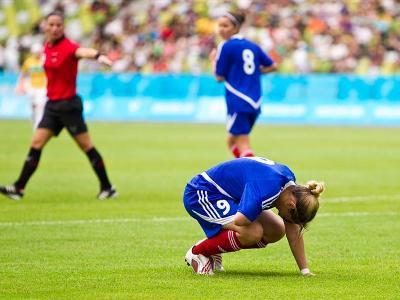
210, 11, 277, 158
183, 156, 324, 275
0, 11, 117, 200
15, 43, 47, 130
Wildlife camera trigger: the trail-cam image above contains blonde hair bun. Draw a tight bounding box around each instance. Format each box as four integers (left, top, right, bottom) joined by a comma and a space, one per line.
306, 180, 325, 197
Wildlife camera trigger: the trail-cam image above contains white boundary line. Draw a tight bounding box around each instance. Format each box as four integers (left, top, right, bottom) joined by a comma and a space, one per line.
324, 194, 400, 203
318, 212, 398, 217
0, 194, 399, 228
0, 212, 398, 227
0, 217, 187, 227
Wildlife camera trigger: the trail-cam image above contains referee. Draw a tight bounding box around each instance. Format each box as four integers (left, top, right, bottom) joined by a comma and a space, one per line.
0, 11, 117, 200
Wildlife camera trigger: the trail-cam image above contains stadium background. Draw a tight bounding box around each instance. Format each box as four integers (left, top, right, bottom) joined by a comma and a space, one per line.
0, 0, 399, 299
0, 0, 399, 125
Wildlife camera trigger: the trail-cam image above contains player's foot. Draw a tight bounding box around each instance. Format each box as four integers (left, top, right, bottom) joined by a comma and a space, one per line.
211, 254, 224, 272
185, 247, 214, 275
193, 238, 224, 272
97, 186, 117, 200
0, 185, 24, 200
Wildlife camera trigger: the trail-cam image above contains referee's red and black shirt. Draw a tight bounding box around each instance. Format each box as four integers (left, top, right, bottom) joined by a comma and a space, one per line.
44, 37, 79, 100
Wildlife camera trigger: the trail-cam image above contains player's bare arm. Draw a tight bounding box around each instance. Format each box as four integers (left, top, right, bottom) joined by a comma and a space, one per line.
285, 220, 314, 276
260, 63, 277, 74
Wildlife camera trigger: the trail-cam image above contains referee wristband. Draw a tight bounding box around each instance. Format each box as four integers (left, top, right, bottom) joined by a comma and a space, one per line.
300, 268, 310, 275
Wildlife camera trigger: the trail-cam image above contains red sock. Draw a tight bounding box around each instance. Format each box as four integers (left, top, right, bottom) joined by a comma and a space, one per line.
192, 230, 243, 256
230, 146, 241, 158
240, 149, 254, 157
246, 238, 268, 249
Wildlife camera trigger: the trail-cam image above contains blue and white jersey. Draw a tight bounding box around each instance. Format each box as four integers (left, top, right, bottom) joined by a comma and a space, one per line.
215, 35, 274, 114
199, 157, 295, 222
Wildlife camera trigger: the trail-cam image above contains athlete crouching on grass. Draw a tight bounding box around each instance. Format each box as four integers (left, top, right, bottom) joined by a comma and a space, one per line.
183, 157, 324, 276
0, 11, 117, 201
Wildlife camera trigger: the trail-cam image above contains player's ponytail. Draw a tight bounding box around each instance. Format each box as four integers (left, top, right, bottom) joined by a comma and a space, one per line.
306, 180, 325, 197
291, 180, 325, 230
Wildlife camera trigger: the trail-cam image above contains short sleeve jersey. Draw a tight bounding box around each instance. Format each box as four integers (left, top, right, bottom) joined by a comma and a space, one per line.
203, 157, 296, 222
44, 37, 79, 100
215, 35, 274, 114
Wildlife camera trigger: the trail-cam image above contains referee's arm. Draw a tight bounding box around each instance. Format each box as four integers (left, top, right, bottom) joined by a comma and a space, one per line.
75, 48, 113, 66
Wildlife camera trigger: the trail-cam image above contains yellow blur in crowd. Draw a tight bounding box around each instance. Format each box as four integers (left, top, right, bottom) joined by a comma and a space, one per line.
20, 54, 46, 89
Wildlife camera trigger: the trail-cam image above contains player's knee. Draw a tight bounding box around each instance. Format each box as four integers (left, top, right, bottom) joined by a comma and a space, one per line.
79, 143, 92, 152
247, 222, 264, 245
272, 223, 286, 243
252, 223, 264, 242
265, 218, 285, 243
240, 222, 264, 245
31, 136, 45, 149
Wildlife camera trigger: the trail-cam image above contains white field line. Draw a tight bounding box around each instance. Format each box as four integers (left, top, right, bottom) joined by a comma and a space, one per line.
0, 217, 187, 227
0, 194, 399, 228
324, 194, 400, 203
318, 211, 398, 217
0, 212, 398, 228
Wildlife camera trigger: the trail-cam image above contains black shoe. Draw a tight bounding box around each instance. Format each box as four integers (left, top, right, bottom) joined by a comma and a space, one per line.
0, 185, 24, 200
97, 186, 117, 200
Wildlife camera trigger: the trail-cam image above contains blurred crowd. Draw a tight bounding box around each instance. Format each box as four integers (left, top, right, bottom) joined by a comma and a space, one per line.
0, 0, 400, 75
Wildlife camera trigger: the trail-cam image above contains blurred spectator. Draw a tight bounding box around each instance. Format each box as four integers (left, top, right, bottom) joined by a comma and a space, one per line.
1, 0, 400, 74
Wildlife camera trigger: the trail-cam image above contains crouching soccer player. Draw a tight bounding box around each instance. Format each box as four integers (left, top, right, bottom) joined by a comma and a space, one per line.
183, 157, 324, 276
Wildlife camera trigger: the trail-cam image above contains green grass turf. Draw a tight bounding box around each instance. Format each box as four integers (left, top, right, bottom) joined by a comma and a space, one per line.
0, 120, 399, 299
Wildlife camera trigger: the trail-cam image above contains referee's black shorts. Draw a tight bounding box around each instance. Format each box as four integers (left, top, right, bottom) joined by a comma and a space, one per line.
38, 95, 88, 136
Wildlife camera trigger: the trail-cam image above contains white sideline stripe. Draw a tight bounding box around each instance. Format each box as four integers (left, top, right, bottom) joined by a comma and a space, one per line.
0, 211, 398, 228
324, 194, 400, 203
0, 217, 187, 227
319, 212, 398, 217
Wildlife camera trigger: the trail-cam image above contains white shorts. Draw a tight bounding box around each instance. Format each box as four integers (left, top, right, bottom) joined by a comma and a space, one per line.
27, 88, 47, 107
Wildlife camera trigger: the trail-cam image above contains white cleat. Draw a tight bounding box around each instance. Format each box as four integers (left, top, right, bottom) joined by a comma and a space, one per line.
211, 254, 225, 272
193, 238, 225, 272
0, 185, 23, 200
185, 247, 214, 275
97, 186, 117, 200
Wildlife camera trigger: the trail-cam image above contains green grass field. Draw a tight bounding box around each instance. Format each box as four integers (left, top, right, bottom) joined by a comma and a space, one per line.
0, 120, 399, 299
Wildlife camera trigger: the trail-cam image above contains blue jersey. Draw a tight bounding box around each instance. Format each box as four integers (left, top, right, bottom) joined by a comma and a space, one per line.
215, 35, 274, 114
183, 157, 296, 237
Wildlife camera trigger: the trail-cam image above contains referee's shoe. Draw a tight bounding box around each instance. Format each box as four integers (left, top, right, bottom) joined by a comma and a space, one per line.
0, 185, 24, 200
97, 186, 117, 200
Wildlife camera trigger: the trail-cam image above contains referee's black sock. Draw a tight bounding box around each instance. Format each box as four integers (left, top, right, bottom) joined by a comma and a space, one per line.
86, 147, 112, 190
14, 147, 42, 190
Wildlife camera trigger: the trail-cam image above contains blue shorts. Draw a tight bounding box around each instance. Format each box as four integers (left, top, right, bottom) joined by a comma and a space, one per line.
226, 112, 259, 135
183, 175, 238, 238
